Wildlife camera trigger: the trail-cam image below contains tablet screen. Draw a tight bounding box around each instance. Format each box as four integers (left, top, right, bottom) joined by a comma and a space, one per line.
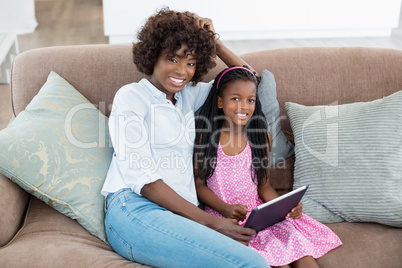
243, 185, 308, 232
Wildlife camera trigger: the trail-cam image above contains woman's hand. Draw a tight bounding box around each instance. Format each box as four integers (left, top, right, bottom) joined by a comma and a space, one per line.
286, 202, 303, 219
142, 180, 255, 245
222, 204, 249, 222
190, 13, 220, 45
189, 12, 255, 71
210, 217, 256, 245
191, 13, 215, 33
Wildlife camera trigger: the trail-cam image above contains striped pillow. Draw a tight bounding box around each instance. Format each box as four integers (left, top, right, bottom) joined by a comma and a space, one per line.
285, 90, 402, 227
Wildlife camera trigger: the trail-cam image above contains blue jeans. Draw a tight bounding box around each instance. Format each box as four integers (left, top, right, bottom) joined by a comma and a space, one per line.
105, 188, 270, 268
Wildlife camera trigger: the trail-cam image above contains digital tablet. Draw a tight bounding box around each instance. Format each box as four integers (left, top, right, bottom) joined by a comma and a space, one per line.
243, 185, 309, 232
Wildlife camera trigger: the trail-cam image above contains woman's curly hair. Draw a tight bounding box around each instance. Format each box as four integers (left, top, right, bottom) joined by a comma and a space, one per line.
133, 7, 218, 84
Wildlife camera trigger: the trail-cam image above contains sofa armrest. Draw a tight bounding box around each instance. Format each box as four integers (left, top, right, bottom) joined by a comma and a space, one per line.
0, 114, 30, 246
0, 171, 30, 247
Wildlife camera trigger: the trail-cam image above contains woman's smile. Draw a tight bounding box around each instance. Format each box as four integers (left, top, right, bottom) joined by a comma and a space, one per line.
169, 76, 186, 87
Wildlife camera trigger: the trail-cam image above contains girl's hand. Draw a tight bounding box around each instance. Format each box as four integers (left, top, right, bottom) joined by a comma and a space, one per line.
286, 202, 303, 219
212, 217, 255, 245
222, 204, 249, 222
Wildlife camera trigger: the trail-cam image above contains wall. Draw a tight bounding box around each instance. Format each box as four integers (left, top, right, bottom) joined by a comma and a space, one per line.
103, 0, 402, 43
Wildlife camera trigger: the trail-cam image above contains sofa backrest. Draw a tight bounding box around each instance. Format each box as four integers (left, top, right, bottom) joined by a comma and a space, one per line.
11, 45, 138, 118
238, 47, 402, 133
12, 45, 402, 134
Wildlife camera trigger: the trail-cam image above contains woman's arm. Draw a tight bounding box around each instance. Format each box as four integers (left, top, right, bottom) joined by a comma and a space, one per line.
215, 40, 255, 71
141, 179, 255, 244
195, 176, 249, 222
193, 15, 258, 75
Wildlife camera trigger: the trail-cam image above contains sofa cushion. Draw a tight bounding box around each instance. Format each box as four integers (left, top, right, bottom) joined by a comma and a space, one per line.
285, 90, 402, 227
0, 197, 145, 268
0, 71, 113, 243
258, 70, 294, 165
317, 222, 402, 267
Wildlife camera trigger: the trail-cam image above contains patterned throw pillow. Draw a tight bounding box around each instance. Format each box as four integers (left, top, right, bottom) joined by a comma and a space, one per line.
285, 90, 402, 227
0, 71, 113, 243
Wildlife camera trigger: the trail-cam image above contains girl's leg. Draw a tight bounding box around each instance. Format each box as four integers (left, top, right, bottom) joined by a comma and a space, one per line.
293, 256, 319, 268
105, 189, 270, 268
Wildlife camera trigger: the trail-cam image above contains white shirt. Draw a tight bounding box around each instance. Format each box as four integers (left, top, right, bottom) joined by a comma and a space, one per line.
101, 78, 212, 205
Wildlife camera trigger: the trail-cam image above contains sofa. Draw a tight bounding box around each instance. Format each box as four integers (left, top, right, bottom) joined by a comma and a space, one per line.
0, 44, 401, 267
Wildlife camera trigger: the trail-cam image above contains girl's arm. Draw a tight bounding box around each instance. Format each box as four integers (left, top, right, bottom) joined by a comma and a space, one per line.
257, 132, 303, 219
195, 176, 249, 222
258, 178, 280, 203
141, 179, 255, 244
258, 132, 279, 203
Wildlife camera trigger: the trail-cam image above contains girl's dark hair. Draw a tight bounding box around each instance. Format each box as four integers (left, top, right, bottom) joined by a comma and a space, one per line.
133, 7, 217, 84
194, 66, 270, 186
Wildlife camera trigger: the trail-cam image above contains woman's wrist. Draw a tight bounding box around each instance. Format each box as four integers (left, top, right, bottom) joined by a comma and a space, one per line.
201, 212, 224, 230
215, 39, 225, 56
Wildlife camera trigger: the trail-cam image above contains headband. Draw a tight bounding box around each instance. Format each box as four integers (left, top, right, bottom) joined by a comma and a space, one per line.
216, 66, 257, 88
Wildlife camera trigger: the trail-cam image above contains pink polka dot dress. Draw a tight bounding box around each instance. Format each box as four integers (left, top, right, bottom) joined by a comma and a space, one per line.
205, 142, 342, 266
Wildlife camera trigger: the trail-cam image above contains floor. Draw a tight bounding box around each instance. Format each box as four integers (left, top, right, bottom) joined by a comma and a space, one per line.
1, 0, 402, 130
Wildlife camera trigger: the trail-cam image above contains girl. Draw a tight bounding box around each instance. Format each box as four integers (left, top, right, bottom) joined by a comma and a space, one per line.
101, 8, 270, 268
194, 66, 342, 268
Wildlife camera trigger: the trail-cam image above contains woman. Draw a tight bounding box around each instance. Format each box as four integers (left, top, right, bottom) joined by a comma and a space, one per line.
101, 7, 270, 268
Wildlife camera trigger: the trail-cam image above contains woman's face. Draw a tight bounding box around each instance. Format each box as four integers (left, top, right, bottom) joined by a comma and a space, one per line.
150, 43, 197, 102
217, 80, 257, 128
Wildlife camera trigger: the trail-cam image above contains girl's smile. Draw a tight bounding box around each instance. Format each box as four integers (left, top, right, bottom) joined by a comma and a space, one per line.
218, 80, 257, 129
150, 43, 197, 103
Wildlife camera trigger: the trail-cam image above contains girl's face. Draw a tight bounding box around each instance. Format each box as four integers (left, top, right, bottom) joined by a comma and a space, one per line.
217, 80, 257, 128
150, 43, 197, 102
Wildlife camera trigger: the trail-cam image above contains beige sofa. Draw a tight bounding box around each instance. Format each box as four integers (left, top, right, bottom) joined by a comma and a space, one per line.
1, 45, 401, 267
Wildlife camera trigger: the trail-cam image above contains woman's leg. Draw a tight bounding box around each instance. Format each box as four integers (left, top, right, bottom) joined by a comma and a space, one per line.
105, 189, 270, 268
